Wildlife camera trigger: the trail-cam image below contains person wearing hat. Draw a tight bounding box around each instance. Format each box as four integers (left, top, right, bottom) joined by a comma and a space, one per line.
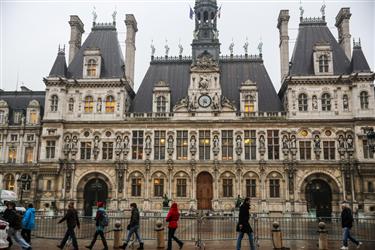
340, 201, 362, 250
85, 201, 109, 250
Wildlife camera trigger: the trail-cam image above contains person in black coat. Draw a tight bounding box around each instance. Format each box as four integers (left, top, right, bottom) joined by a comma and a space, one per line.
236, 197, 256, 250
340, 202, 362, 249
57, 202, 80, 250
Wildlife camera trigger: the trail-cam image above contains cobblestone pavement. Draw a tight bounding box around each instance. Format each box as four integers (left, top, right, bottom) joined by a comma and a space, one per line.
28, 238, 375, 250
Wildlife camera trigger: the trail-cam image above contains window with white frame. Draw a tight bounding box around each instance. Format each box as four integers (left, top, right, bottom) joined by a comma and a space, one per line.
8, 147, 17, 163
298, 93, 308, 111
246, 179, 256, 197
132, 131, 144, 160
176, 131, 188, 160
156, 96, 167, 113
46, 140, 56, 159
244, 130, 256, 160
153, 178, 164, 197
154, 131, 166, 160
323, 141, 335, 160
360, 91, 369, 109
221, 130, 233, 160
319, 55, 329, 73
269, 179, 280, 198
176, 178, 187, 197
321, 93, 331, 111
223, 178, 233, 197
86, 59, 97, 77
50, 95, 58, 112
80, 142, 91, 160
131, 177, 142, 196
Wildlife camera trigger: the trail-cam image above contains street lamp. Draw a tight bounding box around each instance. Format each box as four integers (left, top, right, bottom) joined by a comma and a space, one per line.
363, 127, 375, 152
17, 174, 32, 205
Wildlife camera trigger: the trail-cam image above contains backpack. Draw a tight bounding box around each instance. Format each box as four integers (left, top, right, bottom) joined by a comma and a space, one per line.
100, 211, 109, 227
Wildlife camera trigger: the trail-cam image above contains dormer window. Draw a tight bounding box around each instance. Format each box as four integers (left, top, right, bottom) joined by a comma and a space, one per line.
87, 59, 97, 77
152, 80, 171, 113
84, 96, 94, 113
321, 93, 331, 111
51, 95, 58, 112
13, 111, 22, 124
298, 93, 308, 111
105, 96, 115, 113
319, 55, 329, 73
313, 43, 333, 75
83, 49, 101, 78
156, 96, 167, 113
29, 111, 38, 124
360, 91, 369, 109
244, 95, 255, 112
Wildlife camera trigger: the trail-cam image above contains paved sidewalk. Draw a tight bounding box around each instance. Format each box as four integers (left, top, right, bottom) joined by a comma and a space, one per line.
29, 238, 375, 250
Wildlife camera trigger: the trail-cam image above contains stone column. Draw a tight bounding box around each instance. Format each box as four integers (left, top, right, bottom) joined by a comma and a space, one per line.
335, 8, 352, 60
277, 10, 290, 81
124, 14, 138, 88
68, 15, 84, 64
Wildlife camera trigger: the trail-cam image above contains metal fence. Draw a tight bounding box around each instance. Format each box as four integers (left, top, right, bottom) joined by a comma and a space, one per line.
33, 215, 375, 243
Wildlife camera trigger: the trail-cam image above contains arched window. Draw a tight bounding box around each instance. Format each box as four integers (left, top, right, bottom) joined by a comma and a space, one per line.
84, 96, 94, 113
298, 93, 308, 111
87, 59, 97, 77
244, 95, 255, 113
360, 91, 369, 109
156, 96, 166, 113
319, 55, 329, 73
105, 96, 115, 113
50, 95, 58, 112
68, 98, 74, 112
321, 93, 331, 111
4, 174, 15, 191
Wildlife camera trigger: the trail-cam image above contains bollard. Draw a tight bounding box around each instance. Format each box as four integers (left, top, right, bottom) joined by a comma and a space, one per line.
113, 220, 122, 249
318, 221, 328, 250
155, 220, 165, 249
271, 221, 290, 250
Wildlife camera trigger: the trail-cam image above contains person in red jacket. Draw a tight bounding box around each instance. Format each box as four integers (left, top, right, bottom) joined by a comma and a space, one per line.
166, 203, 184, 250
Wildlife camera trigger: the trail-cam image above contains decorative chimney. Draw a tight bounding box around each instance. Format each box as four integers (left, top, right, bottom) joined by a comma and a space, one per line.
335, 8, 352, 60
125, 14, 138, 89
277, 10, 290, 82
68, 15, 84, 65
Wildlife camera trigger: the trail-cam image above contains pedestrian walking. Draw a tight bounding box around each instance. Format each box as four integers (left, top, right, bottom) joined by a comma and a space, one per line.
57, 202, 80, 250
236, 197, 256, 250
166, 202, 184, 250
3, 201, 32, 250
120, 203, 144, 250
85, 201, 109, 250
21, 203, 35, 244
340, 201, 362, 250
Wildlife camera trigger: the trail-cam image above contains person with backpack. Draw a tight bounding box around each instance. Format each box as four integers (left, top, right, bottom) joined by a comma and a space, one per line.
120, 203, 144, 250
3, 201, 32, 250
21, 203, 35, 244
166, 202, 184, 250
236, 197, 256, 250
57, 202, 80, 250
85, 201, 109, 250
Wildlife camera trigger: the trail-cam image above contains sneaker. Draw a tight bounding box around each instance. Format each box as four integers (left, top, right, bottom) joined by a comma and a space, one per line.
179, 242, 184, 249
85, 246, 92, 249
357, 242, 363, 249
57, 245, 63, 249
340, 246, 348, 250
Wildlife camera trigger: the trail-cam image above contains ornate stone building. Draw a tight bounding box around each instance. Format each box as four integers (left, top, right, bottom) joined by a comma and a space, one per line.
1, 0, 374, 217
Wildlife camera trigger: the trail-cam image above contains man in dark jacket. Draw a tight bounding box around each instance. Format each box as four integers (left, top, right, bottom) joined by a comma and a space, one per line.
57, 202, 80, 250
236, 197, 256, 250
340, 202, 362, 250
120, 203, 144, 250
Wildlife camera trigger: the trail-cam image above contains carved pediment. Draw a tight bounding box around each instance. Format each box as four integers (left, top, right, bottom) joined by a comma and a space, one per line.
173, 96, 189, 112
221, 95, 236, 111
191, 51, 219, 71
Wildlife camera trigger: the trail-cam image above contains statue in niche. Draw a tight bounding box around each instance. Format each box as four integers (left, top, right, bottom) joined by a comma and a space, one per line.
346, 135, 353, 149
71, 136, 78, 150
212, 93, 220, 110
290, 135, 297, 149
190, 135, 196, 149
213, 135, 219, 149
199, 75, 209, 90
123, 136, 129, 149
189, 93, 198, 110
259, 135, 265, 149
116, 136, 122, 149
145, 135, 152, 150
168, 135, 174, 149
312, 95, 318, 110
338, 135, 345, 149
314, 135, 321, 149
236, 135, 242, 149
282, 135, 289, 149
343, 95, 349, 110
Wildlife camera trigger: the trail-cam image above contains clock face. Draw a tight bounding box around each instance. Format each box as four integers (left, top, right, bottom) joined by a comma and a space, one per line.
198, 95, 212, 108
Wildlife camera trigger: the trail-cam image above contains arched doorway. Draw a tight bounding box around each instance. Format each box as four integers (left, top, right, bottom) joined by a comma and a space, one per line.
197, 172, 213, 210
305, 179, 332, 218
84, 178, 108, 216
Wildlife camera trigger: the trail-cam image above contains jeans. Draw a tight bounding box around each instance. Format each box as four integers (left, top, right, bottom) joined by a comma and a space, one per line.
236, 231, 256, 250
8, 228, 31, 250
60, 226, 78, 250
89, 229, 108, 248
21, 229, 31, 243
125, 225, 143, 243
167, 228, 183, 250
342, 227, 359, 247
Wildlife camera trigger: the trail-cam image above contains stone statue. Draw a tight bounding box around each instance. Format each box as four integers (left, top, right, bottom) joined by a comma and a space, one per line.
213, 135, 219, 149
320, 4, 326, 17
282, 135, 289, 149
199, 75, 209, 90
162, 194, 170, 208
346, 135, 353, 149
151, 42, 156, 57
299, 6, 304, 19
112, 10, 117, 23
312, 95, 318, 110
229, 41, 234, 55
164, 42, 170, 57
259, 135, 265, 149
145, 135, 151, 149
243, 39, 249, 54
257, 40, 263, 55
123, 136, 129, 149
343, 95, 349, 110
92, 7, 97, 23
338, 135, 345, 149
236, 135, 242, 149
116, 135, 122, 149
190, 135, 196, 148
168, 135, 173, 149
235, 195, 243, 208
212, 93, 220, 109
290, 135, 297, 149
178, 43, 183, 56
314, 135, 321, 149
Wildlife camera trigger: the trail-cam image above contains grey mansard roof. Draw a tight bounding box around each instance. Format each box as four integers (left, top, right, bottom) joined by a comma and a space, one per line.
131, 58, 283, 112
49, 50, 68, 77
351, 45, 371, 73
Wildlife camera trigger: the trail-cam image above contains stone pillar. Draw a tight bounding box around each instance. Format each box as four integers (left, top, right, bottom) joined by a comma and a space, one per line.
277, 10, 290, 81
318, 222, 328, 250
335, 8, 352, 60
124, 14, 138, 88
68, 15, 85, 64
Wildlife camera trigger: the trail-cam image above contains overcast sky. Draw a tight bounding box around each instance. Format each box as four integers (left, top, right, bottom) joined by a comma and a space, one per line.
1, 0, 374, 93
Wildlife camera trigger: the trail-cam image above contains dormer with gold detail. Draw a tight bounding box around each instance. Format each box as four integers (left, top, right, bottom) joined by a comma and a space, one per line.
83, 48, 102, 78
240, 79, 258, 113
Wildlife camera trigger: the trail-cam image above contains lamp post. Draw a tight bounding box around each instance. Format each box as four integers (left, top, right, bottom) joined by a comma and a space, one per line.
17, 174, 32, 205
363, 127, 375, 153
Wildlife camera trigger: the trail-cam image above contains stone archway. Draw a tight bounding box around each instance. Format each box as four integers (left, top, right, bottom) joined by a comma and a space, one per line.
196, 172, 213, 210
84, 178, 108, 216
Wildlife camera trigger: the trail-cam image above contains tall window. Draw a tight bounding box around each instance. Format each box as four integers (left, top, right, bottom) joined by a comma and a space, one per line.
46, 141, 56, 159
176, 131, 188, 160
199, 130, 211, 160
84, 96, 94, 113
46, 180, 52, 191
323, 141, 335, 160
51, 95, 58, 112
368, 182, 374, 193
0, 110, 5, 123
244, 95, 255, 112
25, 147, 33, 163
8, 147, 17, 163
176, 179, 187, 197
29, 111, 38, 124
131, 177, 142, 196
154, 131, 166, 160
270, 179, 280, 198
360, 91, 369, 109
156, 96, 167, 113
13, 112, 22, 124
80, 142, 92, 160
319, 55, 329, 72
102, 142, 113, 160
153, 178, 164, 197
363, 139, 374, 159
223, 178, 233, 197
68, 98, 74, 112
87, 59, 97, 77
11, 134, 18, 141
267, 130, 279, 160
321, 93, 331, 111
298, 93, 308, 111
246, 179, 257, 198
105, 96, 115, 113
244, 130, 256, 160
222, 130, 233, 160
299, 141, 311, 160
4, 174, 15, 190
132, 131, 144, 160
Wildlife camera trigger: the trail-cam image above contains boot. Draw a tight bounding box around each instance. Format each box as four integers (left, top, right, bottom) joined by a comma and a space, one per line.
85, 246, 92, 249
119, 242, 127, 250
137, 242, 144, 250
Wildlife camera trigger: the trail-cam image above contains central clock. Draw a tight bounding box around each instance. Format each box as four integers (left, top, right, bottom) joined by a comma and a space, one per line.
198, 95, 212, 108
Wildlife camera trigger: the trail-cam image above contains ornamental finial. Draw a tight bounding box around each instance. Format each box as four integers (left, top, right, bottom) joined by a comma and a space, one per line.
92, 6, 97, 24
243, 37, 249, 55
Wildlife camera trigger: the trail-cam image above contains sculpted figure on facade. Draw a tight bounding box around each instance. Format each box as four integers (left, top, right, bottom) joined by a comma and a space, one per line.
312, 95, 318, 110
346, 135, 353, 149
314, 135, 321, 149
343, 94, 349, 110
93, 135, 100, 159
338, 135, 345, 149
212, 93, 220, 110
123, 135, 129, 149
259, 135, 265, 149
199, 75, 210, 90
290, 135, 297, 149
167, 135, 174, 155
282, 135, 289, 149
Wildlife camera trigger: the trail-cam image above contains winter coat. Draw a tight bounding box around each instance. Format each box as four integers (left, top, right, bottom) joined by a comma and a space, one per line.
3, 208, 22, 230
236, 202, 253, 233
95, 207, 106, 231
58, 207, 80, 229
166, 203, 180, 229
128, 207, 140, 228
341, 207, 353, 228
22, 207, 36, 230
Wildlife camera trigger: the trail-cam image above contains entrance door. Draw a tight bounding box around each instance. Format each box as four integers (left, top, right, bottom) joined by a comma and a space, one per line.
84, 178, 108, 216
197, 172, 213, 210
306, 179, 332, 218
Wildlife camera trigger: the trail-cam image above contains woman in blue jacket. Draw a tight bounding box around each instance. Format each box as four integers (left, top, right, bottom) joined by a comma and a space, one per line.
21, 203, 35, 244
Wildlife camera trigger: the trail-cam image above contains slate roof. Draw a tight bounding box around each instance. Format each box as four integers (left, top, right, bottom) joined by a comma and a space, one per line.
0, 91, 45, 125
66, 25, 125, 79
49, 50, 68, 77
290, 21, 351, 76
131, 58, 283, 112
351, 45, 371, 73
